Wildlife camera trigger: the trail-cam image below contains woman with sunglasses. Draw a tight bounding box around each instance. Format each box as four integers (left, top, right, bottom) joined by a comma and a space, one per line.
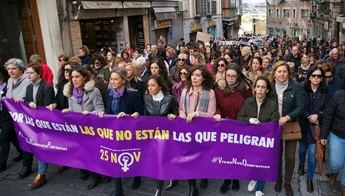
213, 63, 252, 193
178, 66, 216, 196
298, 67, 329, 193
172, 67, 189, 105
169, 53, 189, 85
56, 63, 72, 110
212, 57, 228, 83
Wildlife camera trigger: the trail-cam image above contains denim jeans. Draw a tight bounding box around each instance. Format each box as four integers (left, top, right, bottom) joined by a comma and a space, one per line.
298, 142, 316, 180
38, 161, 48, 175
329, 132, 345, 185
255, 180, 265, 192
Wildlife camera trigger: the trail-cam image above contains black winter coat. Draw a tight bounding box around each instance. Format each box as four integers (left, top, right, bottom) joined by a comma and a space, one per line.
105, 88, 143, 115
24, 80, 55, 107
299, 84, 329, 144
321, 89, 345, 139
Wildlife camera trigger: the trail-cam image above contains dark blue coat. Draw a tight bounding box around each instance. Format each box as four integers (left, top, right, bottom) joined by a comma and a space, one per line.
105, 88, 143, 115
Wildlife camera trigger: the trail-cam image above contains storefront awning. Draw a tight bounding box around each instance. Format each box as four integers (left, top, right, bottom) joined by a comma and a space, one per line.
81, 1, 123, 9
123, 2, 150, 8
153, 7, 177, 20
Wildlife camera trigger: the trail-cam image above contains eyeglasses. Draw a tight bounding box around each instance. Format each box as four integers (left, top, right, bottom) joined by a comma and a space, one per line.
218, 63, 225, 67
226, 74, 238, 78
180, 72, 188, 75
311, 74, 323, 79
178, 58, 186, 61
324, 75, 333, 79
64, 68, 72, 72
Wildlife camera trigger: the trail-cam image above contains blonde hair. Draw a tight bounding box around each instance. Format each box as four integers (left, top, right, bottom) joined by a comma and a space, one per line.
191, 52, 205, 66
301, 56, 310, 65
241, 46, 252, 57
270, 61, 293, 82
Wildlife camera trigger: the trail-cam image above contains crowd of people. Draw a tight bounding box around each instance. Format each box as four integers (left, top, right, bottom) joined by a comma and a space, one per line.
0, 36, 345, 196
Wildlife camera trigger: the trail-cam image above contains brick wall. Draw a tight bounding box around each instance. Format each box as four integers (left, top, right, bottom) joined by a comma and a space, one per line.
69, 20, 82, 56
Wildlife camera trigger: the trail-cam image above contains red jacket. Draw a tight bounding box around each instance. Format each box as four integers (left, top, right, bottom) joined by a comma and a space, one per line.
41, 63, 54, 85
214, 87, 251, 119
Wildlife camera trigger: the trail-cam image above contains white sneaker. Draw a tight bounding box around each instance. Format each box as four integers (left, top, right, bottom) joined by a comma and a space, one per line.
248, 180, 257, 192
255, 191, 264, 196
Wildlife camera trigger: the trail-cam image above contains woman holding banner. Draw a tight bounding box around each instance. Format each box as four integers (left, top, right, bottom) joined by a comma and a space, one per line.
105, 67, 143, 196
1, 58, 31, 177
143, 75, 178, 196
178, 65, 216, 196
23, 62, 55, 189
237, 76, 280, 196
213, 63, 252, 193
271, 61, 304, 196
62, 66, 105, 190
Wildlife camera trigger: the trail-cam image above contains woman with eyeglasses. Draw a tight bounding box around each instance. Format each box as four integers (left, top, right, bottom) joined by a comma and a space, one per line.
213, 63, 252, 194
271, 61, 304, 196
297, 67, 329, 193
24, 62, 55, 189
242, 57, 263, 83
169, 53, 189, 85
62, 66, 105, 190
178, 66, 216, 196
172, 67, 189, 105
237, 76, 280, 196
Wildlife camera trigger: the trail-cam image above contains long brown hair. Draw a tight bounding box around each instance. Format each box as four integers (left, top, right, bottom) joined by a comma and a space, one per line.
185, 66, 213, 91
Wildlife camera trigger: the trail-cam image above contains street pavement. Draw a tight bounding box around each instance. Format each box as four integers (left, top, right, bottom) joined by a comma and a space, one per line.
0, 145, 341, 196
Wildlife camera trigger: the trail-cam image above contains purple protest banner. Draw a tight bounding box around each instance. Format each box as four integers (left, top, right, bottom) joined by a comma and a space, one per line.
3, 99, 281, 181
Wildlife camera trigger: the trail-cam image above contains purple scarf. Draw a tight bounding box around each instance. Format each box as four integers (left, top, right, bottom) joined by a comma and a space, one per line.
72, 87, 84, 104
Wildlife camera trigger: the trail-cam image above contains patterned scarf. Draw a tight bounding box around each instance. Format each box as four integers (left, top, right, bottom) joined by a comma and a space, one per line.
183, 89, 211, 114
109, 86, 125, 114
72, 87, 84, 105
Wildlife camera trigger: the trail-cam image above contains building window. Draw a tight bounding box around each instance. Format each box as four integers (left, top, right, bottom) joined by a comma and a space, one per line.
195, 0, 201, 15
283, 9, 290, 18
276, 9, 280, 18
268, 9, 273, 17
301, 9, 309, 19
211, 0, 217, 15
292, 9, 296, 18
201, 0, 207, 15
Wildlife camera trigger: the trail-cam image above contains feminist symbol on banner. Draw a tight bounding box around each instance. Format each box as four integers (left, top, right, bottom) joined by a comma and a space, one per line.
118, 152, 134, 172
